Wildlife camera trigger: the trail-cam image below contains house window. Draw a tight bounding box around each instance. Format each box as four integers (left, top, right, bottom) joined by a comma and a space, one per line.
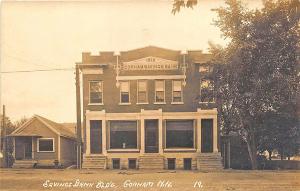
155, 80, 165, 103
167, 158, 176, 170
137, 80, 147, 103
128, 159, 137, 169
112, 159, 120, 169
110, 121, 137, 149
166, 120, 194, 148
89, 81, 103, 104
120, 81, 130, 103
184, 158, 192, 170
37, 138, 54, 152
200, 79, 214, 103
172, 80, 183, 103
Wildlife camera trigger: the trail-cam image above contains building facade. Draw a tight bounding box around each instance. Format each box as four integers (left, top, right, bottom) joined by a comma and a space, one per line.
79, 46, 222, 170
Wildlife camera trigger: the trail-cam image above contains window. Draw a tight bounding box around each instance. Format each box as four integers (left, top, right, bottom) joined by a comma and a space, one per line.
37, 138, 54, 152
89, 81, 103, 104
120, 81, 130, 103
155, 80, 165, 103
200, 79, 214, 103
166, 120, 194, 148
172, 80, 183, 103
112, 159, 120, 169
128, 159, 137, 169
167, 158, 176, 170
110, 121, 137, 149
184, 158, 192, 170
199, 65, 211, 73
137, 80, 148, 103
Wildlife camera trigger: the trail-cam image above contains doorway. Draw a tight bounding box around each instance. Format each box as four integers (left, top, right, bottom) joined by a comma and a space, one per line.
145, 120, 159, 153
201, 119, 213, 153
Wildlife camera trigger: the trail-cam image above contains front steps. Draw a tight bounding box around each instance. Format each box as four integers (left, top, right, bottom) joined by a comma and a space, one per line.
12, 160, 37, 168
197, 152, 223, 171
138, 154, 164, 170
82, 155, 106, 169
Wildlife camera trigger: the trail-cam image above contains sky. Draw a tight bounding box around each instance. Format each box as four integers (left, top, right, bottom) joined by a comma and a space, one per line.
0, 0, 262, 123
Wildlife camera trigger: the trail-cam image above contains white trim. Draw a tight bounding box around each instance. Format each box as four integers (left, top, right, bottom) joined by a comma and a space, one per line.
117, 75, 185, 81
89, 80, 104, 105
37, 138, 55, 152
154, 102, 166, 105
107, 149, 140, 152
82, 68, 103, 75
119, 81, 130, 104
136, 102, 149, 105
155, 80, 165, 103
171, 102, 184, 105
164, 148, 196, 152
137, 80, 148, 104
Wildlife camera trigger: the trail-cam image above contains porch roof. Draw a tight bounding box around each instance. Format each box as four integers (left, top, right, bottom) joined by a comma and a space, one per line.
7, 133, 41, 137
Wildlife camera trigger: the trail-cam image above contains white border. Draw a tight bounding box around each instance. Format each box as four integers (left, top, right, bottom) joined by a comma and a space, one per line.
37, 138, 55, 152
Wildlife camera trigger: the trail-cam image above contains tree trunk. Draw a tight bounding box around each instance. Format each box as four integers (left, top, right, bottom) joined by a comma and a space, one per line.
246, 134, 258, 170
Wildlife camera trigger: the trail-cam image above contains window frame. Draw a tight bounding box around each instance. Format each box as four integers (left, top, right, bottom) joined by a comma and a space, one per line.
37, 138, 55, 152
137, 80, 148, 104
88, 80, 103, 105
199, 78, 215, 103
108, 120, 138, 150
119, 81, 131, 105
154, 80, 166, 104
171, 80, 183, 104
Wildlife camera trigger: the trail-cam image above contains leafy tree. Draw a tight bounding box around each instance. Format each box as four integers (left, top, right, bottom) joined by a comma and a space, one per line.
210, 0, 299, 169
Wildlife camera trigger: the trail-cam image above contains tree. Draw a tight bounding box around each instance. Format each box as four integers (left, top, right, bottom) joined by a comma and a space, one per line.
210, 0, 299, 169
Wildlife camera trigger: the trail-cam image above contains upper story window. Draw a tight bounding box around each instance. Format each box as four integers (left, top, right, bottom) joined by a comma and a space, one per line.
137, 80, 148, 103
172, 80, 183, 103
155, 80, 165, 103
199, 65, 212, 73
120, 81, 130, 104
89, 81, 103, 104
200, 79, 214, 103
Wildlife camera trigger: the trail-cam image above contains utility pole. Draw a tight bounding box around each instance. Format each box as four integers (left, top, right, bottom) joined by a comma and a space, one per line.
2, 105, 7, 168
75, 64, 82, 169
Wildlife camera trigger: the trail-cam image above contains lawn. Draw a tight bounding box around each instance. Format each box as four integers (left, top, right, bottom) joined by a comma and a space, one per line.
0, 169, 299, 191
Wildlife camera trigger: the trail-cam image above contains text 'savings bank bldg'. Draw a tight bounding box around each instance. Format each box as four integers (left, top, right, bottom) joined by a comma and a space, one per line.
79, 46, 223, 170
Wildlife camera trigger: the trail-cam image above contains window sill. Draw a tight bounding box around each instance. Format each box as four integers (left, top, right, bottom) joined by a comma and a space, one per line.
136, 102, 149, 105
118, 103, 131, 105
37, 151, 55, 153
107, 149, 139, 153
154, 102, 166, 105
164, 148, 196, 152
198, 102, 216, 104
88, 103, 104, 106
171, 102, 184, 105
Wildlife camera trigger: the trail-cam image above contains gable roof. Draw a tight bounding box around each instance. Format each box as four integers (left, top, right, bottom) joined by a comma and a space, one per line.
10, 115, 76, 139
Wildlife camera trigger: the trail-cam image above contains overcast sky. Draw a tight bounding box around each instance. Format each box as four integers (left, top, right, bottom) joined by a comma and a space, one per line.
0, 0, 262, 122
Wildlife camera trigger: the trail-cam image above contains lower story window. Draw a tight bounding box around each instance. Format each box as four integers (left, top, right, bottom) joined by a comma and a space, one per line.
166, 120, 194, 148
167, 158, 176, 170
110, 121, 137, 149
128, 159, 137, 169
38, 138, 54, 152
112, 159, 120, 169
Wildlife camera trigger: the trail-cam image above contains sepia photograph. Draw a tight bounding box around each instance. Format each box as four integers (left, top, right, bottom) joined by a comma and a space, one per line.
0, 0, 299, 190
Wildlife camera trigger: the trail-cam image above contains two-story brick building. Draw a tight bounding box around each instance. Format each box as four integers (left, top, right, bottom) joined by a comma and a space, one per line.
78, 46, 223, 170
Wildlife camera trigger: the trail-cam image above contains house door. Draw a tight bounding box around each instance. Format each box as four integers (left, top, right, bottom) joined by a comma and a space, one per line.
201, 119, 213, 153
145, 120, 159, 153
90, 120, 102, 154
24, 138, 32, 159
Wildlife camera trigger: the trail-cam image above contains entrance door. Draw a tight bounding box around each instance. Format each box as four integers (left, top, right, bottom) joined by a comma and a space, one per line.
24, 138, 32, 159
90, 120, 102, 154
201, 119, 213, 153
145, 120, 158, 153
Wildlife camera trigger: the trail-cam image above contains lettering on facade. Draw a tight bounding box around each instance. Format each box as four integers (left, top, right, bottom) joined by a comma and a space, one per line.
121, 56, 178, 71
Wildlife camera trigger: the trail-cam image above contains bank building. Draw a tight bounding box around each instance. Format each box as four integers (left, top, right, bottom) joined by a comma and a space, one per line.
78, 46, 223, 170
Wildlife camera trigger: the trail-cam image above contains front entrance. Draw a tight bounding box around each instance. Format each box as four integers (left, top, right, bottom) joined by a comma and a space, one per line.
24, 138, 32, 159
145, 120, 159, 153
90, 120, 102, 154
201, 119, 213, 153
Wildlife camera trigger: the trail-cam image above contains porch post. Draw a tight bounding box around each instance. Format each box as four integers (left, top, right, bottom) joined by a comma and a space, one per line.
86, 119, 91, 155
140, 118, 145, 154
102, 119, 107, 154
197, 118, 201, 153
13, 137, 16, 158
213, 114, 218, 152
32, 137, 34, 159
158, 117, 163, 154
